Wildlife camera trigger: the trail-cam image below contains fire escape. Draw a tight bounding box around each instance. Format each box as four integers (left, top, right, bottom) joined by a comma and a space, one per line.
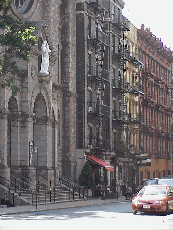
140, 60, 171, 165
108, 8, 130, 157
124, 47, 143, 161
86, 0, 110, 153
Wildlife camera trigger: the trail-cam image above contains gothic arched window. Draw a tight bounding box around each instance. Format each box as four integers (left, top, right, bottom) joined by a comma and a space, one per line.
13, 0, 34, 14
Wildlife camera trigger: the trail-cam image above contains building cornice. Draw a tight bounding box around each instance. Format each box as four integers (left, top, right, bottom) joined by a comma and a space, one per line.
113, 0, 125, 9
138, 24, 173, 64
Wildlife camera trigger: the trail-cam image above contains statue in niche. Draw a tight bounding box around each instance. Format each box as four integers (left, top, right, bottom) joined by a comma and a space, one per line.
39, 40, 51, 75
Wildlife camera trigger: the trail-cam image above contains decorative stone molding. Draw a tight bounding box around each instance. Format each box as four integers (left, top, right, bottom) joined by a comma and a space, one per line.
38, 72, 51, 83
43, 25, 57, 64
30, 47, 42, 57
31, 65, 37, 79
11, 0, 39, 21
30, 83, 51, 118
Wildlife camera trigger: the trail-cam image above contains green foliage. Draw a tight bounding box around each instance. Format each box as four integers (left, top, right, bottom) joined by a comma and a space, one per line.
0, 0, 38, 95
78, 163, 95, 189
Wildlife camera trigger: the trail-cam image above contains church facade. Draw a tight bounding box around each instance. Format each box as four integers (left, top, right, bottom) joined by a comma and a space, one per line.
0, 0, 77, 186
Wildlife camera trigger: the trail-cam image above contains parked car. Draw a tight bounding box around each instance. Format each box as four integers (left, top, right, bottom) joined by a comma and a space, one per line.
135, 178, 159, 193
132, 184, 173, 215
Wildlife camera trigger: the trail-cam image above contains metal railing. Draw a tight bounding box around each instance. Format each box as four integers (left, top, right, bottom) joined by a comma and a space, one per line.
87, 30, 109, 46
88, 101, 99, 114
59, 174, 88, 200
111, 14, 130, 31
0, 169, 88, 207
0, 173, 33, 207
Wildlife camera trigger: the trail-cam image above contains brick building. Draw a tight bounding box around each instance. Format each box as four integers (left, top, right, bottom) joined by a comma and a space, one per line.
137, 25, 173, 183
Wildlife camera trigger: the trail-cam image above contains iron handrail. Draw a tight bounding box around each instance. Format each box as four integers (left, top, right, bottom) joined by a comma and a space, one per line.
0, 173, 34, 193
10, 171, 35, 191
10, 169, 47, 191
59, 174, 83, 189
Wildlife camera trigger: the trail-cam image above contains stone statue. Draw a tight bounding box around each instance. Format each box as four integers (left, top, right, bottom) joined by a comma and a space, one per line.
39, 40, 51, 75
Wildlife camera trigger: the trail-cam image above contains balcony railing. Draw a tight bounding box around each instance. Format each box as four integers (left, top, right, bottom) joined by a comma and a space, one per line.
112, 50, 122, 60
112, 80, 126, 93
130, 84, 139, 95
88, 137, 108, 150
88, 101, 99, 114
87, 66, 109, 83
87, 0, 108, 13
112, 111, 125, 124
111, 14, 130, 31
87, 30, 109, 46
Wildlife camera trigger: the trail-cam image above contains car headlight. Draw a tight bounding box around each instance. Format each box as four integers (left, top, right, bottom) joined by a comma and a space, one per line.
154, 200, 164, 204
132, 199, 140, 205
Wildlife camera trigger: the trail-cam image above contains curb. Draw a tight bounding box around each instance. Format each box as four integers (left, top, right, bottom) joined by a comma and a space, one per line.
0, 197, 131, 216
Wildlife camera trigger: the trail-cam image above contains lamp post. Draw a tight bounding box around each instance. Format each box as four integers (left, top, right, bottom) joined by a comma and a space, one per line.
29, 141, 34, 166
34, 147, 38, 209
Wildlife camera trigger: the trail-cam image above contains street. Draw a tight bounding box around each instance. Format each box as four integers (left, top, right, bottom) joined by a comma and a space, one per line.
0, 201, 173, 230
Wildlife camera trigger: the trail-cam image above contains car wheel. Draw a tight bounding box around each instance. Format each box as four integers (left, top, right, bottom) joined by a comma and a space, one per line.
133, 210, 137, 215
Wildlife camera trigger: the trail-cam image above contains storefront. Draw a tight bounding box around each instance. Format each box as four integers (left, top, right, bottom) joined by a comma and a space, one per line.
86, 155, 114, 196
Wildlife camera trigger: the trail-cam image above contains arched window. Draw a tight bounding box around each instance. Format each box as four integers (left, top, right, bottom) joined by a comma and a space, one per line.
13, 0, 34, 14
7, 96, 19, 166
13, 0, 27, 8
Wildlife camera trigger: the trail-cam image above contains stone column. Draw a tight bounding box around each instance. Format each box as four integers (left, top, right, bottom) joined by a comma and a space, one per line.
11, 119, 19, 166
47, 117, 52, 168
61, 0, 77, 181
0, 87, 11, 185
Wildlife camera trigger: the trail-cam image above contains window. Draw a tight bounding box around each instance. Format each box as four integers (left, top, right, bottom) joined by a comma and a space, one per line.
147, 171, 150, 179
88, 17, 91, 39
13, 0, 27, 8
158, 171, 161, 178
89, 126, 92, 145
163, 170, 165, 177
140, 171, 143, 183
13, 0, 34, 14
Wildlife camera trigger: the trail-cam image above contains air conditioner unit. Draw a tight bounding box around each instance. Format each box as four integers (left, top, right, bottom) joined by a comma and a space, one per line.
88, 107, 93, 112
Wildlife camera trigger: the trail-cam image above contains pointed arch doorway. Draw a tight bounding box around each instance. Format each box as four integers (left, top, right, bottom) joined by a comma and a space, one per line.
33, 93, 48, 167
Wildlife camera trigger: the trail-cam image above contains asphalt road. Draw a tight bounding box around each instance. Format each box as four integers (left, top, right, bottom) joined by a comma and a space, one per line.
1, 201, 173, 230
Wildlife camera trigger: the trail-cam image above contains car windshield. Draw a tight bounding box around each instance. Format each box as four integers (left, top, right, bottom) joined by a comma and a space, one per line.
139, 186, 167, 196
158, 179, 173, 188
146, 180, 157, 185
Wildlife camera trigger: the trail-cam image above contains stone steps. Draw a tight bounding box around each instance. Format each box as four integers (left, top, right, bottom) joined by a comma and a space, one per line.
10, 186, 81, 205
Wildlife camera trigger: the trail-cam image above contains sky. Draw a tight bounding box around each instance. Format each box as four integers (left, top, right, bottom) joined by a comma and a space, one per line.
123, 0, 173, 51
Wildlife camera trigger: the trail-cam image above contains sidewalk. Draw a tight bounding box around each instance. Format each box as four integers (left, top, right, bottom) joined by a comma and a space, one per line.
0, 195, 131, 215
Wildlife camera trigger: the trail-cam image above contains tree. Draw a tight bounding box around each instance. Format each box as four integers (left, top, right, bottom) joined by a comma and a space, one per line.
78, 163, 95, 189
0, 0, 38, 95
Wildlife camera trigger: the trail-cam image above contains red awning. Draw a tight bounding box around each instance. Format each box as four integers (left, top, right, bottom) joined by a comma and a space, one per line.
87, 155, 114, 172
